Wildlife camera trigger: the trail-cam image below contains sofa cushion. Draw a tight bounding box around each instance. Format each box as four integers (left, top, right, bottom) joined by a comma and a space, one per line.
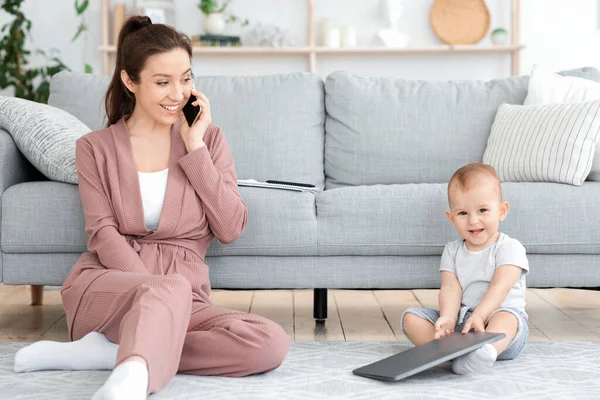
483, 100, 600, 186
0, 96, 90, 184
1, 182, 318, 256
324, 68, 600, 189
49, 71, 326, 188
3, 252, 600, 288
316, 182, 600, 255
524, 64, 600, 181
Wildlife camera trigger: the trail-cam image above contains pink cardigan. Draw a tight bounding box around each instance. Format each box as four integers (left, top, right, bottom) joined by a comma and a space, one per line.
61, 117, 247, 333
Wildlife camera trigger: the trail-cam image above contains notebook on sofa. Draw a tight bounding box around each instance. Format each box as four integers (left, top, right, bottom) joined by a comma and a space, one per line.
237, 179, 319, 192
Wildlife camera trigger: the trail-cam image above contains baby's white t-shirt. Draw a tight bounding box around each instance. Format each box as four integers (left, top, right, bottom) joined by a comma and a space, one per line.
439, 233, 529, 314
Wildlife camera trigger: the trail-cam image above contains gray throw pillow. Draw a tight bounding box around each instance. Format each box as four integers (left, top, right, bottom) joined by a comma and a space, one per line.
0, 96, 91, 184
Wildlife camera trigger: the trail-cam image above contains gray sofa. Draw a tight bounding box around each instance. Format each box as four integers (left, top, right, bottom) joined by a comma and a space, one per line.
2, 69, 600, 317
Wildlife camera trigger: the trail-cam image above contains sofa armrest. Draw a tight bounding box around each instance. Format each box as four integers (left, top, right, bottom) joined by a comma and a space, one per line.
0, 128, 44, 194
0, 127, 45, 281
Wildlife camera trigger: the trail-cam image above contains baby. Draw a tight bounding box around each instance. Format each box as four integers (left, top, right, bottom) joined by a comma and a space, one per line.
401, 162, 529, 374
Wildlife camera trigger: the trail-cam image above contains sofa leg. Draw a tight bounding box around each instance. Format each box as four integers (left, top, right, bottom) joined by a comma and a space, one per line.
313, 288, 327, 324
31, 285, 44, 306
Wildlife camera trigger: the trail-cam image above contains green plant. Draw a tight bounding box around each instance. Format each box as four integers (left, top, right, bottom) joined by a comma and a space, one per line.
73, 0, 92, 73
0, 0, 68, 103
72, 0, 88, 41
198, 0, 249, 26
0, 0, 90, 104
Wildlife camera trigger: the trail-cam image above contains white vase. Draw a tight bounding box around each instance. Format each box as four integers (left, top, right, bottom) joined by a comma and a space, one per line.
324, 29, 341, 48
340, 26, 357, 48
204, 13, 226, 35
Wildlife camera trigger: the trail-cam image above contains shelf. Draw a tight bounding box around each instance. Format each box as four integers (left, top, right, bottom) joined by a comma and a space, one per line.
315, 44, 523, 54
99, 44, 523, 55
99, 45, 311, 54
99, 0, 523, 74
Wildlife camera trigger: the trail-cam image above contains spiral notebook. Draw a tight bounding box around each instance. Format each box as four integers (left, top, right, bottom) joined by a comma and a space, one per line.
237, 179, 319, 193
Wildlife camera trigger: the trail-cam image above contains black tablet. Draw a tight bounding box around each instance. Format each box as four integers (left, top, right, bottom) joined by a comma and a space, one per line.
353, 332, 505, 381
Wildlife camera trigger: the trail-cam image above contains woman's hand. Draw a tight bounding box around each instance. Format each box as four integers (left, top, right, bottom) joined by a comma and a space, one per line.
179, 88, 212, 153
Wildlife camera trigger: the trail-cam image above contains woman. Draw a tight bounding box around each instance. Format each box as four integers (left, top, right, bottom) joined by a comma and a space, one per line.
14, 16, 289, 399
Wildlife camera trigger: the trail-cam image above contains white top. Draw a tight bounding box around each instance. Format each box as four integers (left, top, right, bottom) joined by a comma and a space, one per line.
138, 168, 169, 231
439, 233, 529, 314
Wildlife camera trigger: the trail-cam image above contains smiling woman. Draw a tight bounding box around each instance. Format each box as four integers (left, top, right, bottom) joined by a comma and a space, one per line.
12, 14, 289, 400
104, 16, 193, 127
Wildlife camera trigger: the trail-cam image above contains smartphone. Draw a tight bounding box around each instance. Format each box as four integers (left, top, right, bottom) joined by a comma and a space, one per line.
182, 93, 201, 127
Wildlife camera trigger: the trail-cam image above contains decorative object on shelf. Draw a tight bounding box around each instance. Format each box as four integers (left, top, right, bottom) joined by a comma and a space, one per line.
340, 26, 357, 48
198, 0, 249, 35
430, 0, 490, 45
134, 0, 175, 26
490, 27, 509, 45
325, 29, 341, 48
244, 24, 294, 47
204, 12, 226, 35
376, 0, 409, 47
113, 3, 126, 45
319, 18, 337, 46
192, 34, 241, 47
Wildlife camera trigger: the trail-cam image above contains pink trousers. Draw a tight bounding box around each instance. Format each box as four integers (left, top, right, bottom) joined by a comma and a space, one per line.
69, 270, 289, 393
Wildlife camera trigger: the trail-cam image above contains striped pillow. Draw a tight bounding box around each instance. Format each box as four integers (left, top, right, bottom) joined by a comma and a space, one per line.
483, 100, 600, 186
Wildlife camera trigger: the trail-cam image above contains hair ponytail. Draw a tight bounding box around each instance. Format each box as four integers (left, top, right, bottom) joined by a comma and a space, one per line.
104, 16, 192, 127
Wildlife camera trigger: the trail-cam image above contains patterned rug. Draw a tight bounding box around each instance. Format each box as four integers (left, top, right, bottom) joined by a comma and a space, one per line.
1, 341, 599, 399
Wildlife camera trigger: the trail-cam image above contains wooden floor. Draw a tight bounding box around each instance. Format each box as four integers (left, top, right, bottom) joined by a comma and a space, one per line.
0, 284, 599, 342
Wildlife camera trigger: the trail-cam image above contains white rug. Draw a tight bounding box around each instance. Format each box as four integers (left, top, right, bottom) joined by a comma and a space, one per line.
1, 341, 599, 399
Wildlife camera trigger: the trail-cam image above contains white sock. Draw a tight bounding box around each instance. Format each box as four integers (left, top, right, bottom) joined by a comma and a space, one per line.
91, 360, 149, 400
14, 331, 118, 372
452, 343, 498, 375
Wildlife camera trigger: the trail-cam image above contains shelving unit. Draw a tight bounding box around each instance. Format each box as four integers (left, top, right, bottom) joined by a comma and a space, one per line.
100, 0, 522, 75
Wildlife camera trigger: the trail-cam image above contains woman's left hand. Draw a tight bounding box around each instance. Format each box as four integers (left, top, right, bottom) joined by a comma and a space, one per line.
179, 88, 212, 153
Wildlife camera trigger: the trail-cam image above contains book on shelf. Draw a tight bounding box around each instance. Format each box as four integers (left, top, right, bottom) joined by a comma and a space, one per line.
194, 40, 242, 47
192, 34, 241, 47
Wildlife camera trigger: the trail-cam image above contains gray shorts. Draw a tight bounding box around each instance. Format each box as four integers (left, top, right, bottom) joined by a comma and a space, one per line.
401, 306, 528, 360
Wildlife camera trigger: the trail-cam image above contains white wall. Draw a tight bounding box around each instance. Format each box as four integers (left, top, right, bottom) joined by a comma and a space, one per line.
1, 0, 599, 81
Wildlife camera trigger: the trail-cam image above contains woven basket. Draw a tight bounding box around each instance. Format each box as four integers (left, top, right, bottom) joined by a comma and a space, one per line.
430, 0, 490, 45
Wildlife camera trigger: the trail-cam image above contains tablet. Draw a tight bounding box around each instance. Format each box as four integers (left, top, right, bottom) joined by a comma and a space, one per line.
352, 332, 505, 381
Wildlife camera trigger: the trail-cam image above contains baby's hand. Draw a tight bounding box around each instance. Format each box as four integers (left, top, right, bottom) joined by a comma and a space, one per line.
434, 315, 456, 339
461, 314, 486, 334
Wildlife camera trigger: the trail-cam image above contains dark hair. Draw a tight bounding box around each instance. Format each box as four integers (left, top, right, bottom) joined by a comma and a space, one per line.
104, 16, 193, 126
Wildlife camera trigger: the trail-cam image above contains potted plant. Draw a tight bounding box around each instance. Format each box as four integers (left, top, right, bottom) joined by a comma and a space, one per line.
0, 0, 68, 103
198, 0, 249, 35
0, 0, 91, 103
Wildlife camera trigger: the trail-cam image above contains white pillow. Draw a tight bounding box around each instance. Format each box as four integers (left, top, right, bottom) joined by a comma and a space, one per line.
0, 96, 91, 184
483, 100, 600, 186
524, 64, 600, 180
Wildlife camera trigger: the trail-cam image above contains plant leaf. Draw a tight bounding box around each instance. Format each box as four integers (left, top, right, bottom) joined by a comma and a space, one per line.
75, 0, 89, 15
72, 23, 87, 42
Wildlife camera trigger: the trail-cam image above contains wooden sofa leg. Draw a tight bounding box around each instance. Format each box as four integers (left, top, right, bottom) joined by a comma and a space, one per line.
313, 288, 328, 325
31, 285, 44, 306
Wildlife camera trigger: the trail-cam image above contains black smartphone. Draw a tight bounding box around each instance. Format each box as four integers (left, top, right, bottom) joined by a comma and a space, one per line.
182, 94, 201, 127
